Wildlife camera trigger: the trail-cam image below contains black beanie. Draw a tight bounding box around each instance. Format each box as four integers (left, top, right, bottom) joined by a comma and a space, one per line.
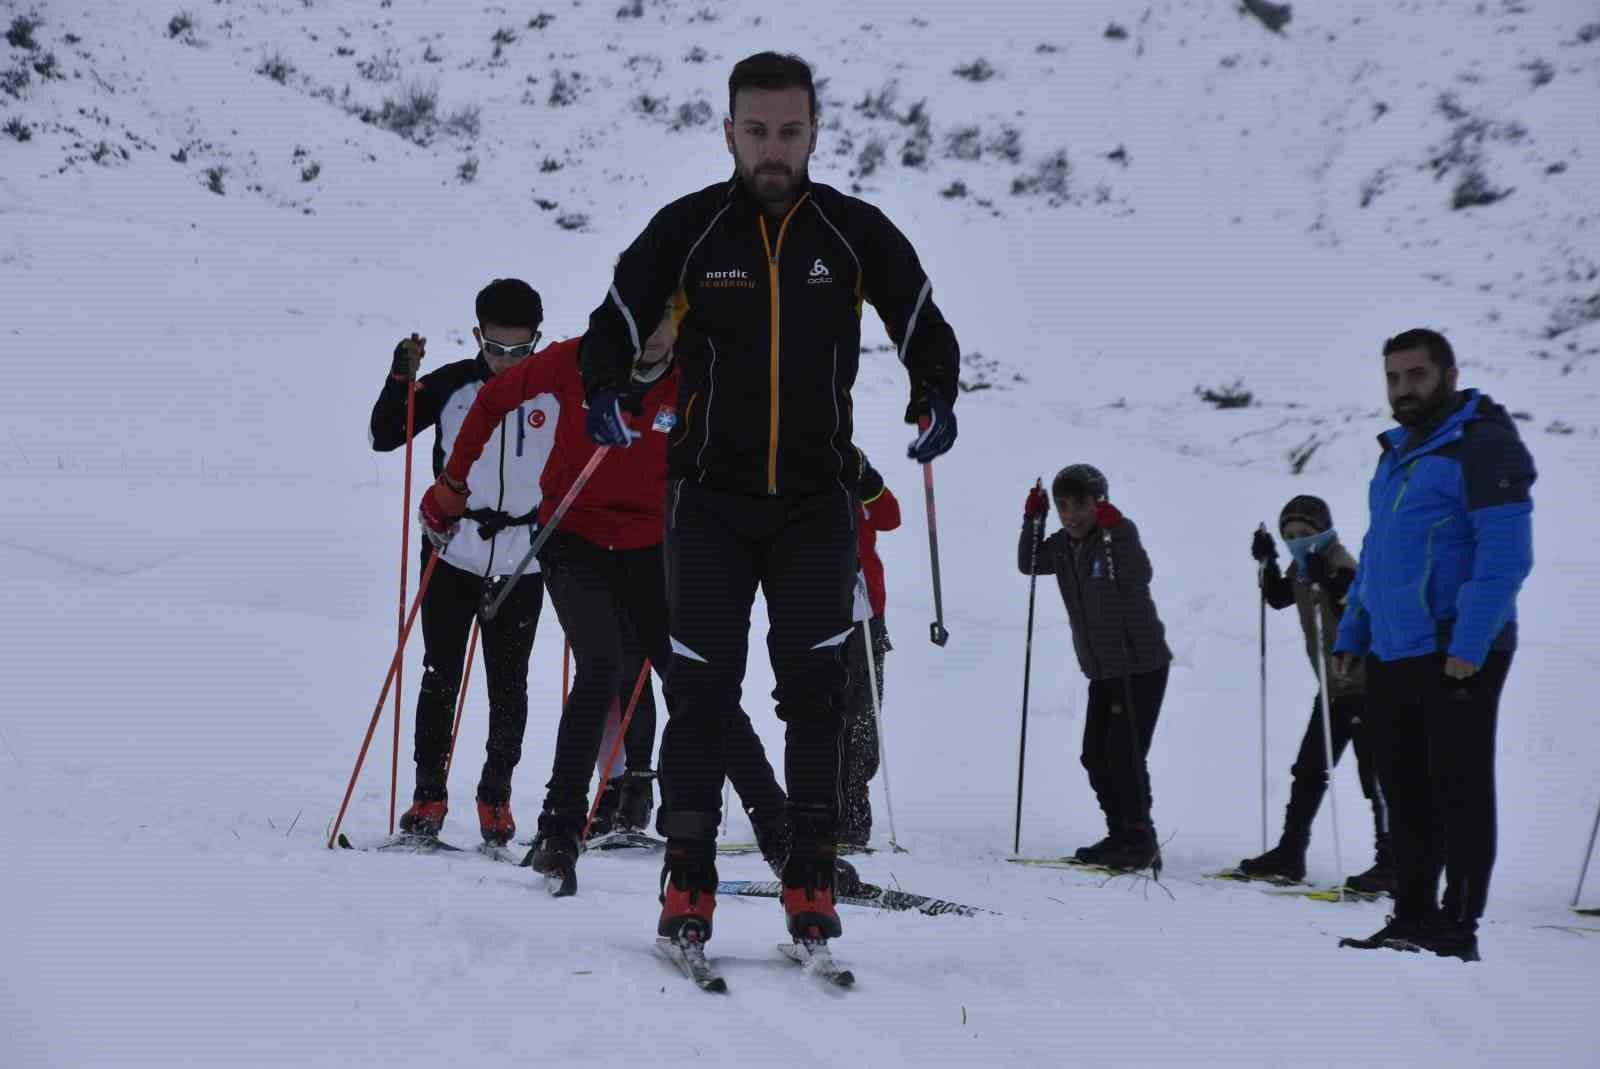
1280, 494, 1333, 535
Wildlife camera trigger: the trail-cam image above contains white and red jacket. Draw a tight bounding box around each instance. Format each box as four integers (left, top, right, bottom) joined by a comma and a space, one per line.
444, 337, 678, 551
370, 354, 557, 578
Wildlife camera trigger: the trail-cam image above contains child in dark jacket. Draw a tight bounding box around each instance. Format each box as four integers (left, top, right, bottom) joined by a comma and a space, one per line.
1238, 495, 1393, 894
1019, 464, 1172, 871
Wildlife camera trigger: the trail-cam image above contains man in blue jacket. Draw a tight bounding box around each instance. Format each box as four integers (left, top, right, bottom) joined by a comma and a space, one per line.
1331, 328, 1535, 963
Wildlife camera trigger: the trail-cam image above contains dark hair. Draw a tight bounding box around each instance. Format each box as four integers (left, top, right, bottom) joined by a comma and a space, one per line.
728, 52, 816, 120
476, 278, 543, 329
1382, 328, 1455, 369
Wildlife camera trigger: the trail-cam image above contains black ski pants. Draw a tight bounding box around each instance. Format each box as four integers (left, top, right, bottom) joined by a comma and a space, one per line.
840, 616, 889, 844
413, 550, 544, 805
1282, 693, 1389, 853
1082, 665, 1168, 835
1365, 651, 1512, 925
658, 481, 857, 844
539, 528, 785, 836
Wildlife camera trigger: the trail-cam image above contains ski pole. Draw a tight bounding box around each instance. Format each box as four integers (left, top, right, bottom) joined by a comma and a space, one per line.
392, 378, 417, 834
1013, 478, 1043, 855
582, 660, 652, 839
329, 549, 442, 848
1311, 585, 1346, 902
442, 617, 481, 777
860, 617, 905, 853
1102, 528, 1160, 878
1574, 794, 1600, 908
1257, 529, 1270, 855
918, 419, 949, 647
481, 446, 611, 621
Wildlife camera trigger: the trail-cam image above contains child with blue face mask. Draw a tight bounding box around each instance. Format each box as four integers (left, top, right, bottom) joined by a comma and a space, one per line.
1239, 495, 1393, 895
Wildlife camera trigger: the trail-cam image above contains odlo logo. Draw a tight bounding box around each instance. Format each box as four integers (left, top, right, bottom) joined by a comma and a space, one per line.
807, 258, 833, 285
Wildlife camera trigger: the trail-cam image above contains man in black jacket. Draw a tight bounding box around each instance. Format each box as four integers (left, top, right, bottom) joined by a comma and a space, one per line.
1019, 464, 1172, 872
579, 51, 960, 950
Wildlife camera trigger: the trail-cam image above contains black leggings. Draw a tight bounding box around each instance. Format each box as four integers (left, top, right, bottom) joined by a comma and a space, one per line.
412, 550, 544, 805
1081, 665, 1168, 833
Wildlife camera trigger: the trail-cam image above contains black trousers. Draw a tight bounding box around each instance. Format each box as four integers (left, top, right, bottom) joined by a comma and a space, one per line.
659, 481, 857, 843
539, 528, 785, 836
1082, 665, 1168, 834
413, 550, 544, 805
1282, 693, 1388, 851
1365, 651, 1512, 925
840, 616, 889, 843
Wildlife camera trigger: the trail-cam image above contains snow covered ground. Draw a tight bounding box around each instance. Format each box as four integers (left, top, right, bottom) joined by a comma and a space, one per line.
3, 1, 1598, 1065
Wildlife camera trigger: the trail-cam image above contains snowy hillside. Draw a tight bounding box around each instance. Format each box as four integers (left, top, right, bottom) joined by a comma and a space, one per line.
4, 1, 1599, 1066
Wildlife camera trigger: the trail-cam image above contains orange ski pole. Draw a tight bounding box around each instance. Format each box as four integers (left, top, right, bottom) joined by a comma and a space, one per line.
328, 550, 441, 848
581, 659, 652, 838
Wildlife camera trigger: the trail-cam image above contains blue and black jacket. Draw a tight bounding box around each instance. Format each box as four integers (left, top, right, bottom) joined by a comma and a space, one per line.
1334, 390, 1535, 665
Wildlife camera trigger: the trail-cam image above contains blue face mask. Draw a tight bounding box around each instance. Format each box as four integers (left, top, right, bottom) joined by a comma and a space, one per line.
1285, 528, 1336, 573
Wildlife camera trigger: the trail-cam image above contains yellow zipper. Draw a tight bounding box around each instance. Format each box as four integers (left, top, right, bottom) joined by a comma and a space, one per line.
758, 195, 809, 495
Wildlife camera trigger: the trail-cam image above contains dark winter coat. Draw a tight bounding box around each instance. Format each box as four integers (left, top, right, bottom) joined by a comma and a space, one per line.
579, 175, 960, 498
1018, 517, 1172, 681
1262, 539, 1366, 697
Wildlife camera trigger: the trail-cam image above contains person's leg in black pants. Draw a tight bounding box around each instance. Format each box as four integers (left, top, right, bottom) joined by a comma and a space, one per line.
1080, 680, 1121, 845
1108, 666, 1167, 845
474, 571, 543, 806
1431, 651, 1512, 931
759, 491, 857, 862
537, 531, 628, 838
412, 552, 479, 802
1367, 655, 1439, 923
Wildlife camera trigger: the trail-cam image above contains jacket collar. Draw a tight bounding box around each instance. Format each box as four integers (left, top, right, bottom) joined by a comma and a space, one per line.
1378, 389, 1478, 459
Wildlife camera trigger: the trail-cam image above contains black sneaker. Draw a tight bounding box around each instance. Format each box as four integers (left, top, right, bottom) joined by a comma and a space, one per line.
1338, 913, 1433, 953
1098, 824, 1161, 873
1428, 919, 1481, 963
1238, 841, 1308, 883
1074, 834, 1120, 865
1342, 860, 1395, 898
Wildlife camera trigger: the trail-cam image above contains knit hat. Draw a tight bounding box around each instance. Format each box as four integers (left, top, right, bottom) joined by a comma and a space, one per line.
1279, 494, 1333, 535
1051, 463, 1108, 501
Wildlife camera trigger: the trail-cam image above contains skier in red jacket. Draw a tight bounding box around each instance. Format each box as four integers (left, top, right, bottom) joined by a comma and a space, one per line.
840, 455, 900, 849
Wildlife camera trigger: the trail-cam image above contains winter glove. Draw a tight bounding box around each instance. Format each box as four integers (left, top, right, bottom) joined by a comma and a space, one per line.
585, 391, 642, 448
1024, 484, 1049, 518
858, 459, 885, 502
905, 392, 957, 463
1303, 547, 1335, 589
419, 476, 468, 550
391, 333, 425, 380
1094, 500, 1123, 530
1251, 527, 1277, 564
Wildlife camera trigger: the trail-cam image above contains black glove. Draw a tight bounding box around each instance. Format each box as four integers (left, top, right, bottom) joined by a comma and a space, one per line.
1251, 527, 1277, 564
858, 459, 885, 501
905, 391, 957, 463
1304, 550, 1351, 600
585, 391, 641, 447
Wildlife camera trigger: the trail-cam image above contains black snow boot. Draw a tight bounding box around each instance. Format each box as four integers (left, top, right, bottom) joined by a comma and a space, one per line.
1338, 912, 1435, 954
615, 769, 655, 833
525, 816, 580, 897
585, 778, 622, 841
1098, 822, 1161, 873
1237, 839, 1308, 883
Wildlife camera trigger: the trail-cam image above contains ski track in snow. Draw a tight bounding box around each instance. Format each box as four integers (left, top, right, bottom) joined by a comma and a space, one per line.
3, 1, 1599, 1065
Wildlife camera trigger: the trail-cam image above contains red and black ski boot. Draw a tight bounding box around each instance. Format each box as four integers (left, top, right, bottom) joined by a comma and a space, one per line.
476, 796, 516, 847
782, 841, 843, 942
398, 797, 448, 838
658, 841, 718, 943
